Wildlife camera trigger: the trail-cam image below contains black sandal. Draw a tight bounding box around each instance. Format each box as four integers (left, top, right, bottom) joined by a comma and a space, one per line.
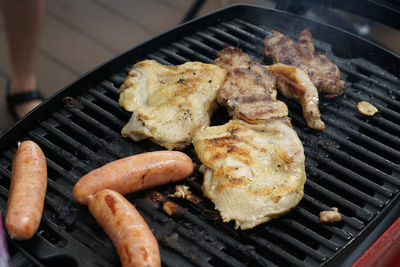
6, 80, 44, 119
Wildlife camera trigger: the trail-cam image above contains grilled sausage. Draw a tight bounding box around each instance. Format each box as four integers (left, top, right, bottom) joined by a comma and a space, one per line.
5, 141, 47, 240
73, 151, 193, 205
88, 189, 161, 267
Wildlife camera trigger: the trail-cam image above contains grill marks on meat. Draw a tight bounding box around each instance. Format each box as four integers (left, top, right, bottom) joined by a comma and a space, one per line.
119, 60, 227, 150
264, 29, 345, 98
214, 47, 288, 123
193, 48, 307, 230
214, 47, 324, 130
193, 119, 306, 230
266, 63, 325, 130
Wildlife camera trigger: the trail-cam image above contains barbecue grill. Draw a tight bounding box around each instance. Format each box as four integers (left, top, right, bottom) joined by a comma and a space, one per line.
1, 4, 399, 267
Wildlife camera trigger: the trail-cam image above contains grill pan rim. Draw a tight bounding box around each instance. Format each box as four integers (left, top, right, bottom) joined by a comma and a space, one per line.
0, 4, 399, 266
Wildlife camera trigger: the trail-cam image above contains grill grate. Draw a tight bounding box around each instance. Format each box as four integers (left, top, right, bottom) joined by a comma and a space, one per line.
0, 5, 399, 267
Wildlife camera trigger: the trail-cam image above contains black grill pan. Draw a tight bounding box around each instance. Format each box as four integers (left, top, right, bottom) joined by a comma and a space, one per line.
0, 4, 399, 267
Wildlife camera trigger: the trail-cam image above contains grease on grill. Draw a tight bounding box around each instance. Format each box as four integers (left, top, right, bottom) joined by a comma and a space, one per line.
143, 190, 166, 204
62, 96, 83, 109
357, 101, 378, 116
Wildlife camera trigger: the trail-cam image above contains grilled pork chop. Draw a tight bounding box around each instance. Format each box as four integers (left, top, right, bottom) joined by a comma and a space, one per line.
264, 29, 345, 98
119, 60, 227, 150
215, 47, 324, 130
213, 47, 288, 124
193, 119, 306, 230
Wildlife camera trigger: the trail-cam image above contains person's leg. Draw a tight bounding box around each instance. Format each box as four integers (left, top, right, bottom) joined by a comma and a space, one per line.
1, 0, 45, 118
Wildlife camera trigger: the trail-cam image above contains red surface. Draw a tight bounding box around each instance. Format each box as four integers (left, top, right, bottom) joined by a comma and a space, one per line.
352, 216, 400, 267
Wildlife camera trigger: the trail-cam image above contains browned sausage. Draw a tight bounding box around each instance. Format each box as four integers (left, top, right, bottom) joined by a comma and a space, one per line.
88, 189, 160, 267
5, 141, 47, 240
73, 151, 193, 205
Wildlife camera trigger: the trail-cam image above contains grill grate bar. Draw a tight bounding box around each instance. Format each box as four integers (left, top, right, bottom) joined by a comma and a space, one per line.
233, 19, 268, 37
100, 80, 119, 95
280, 218, 340, 251
220, 22, 264, 43
174, 226, 247, 267
321, 145, 398, 189
195, 31, 228, 49
66, 108, 121, 139
159, 48, 189, 64
322, 118, 400, 173
27, 130, 92, 174
208, 26, 256, 51
148, 53, 172, 65
171, 42, 213, 63
350, 59, 400, 86
306, 179, 374, 221
88, 88, 130, 119
77, 95, 126, 129
324, 105, 400, 149
264, 226, 327, 261
293, 206, 353, 240
0, 184, 8, 199
46, 155, 79, 185
308, 159, 384, 208
347, 91, 400, 120
352, 83, 400, 109
302, 194, 364, 229
340, 66, 398, 91
178, 210, 278, 266
134, 200, 251, 267
312, 153, 393, 196
108, 73, 126, 86
324, 116, 400, 167
339, 99, 400, 134
184, 36, 219, 57
245, 233, 308, 267
39, 121, 98, 161
46, 178, 74, 201
51, 113, 115, 156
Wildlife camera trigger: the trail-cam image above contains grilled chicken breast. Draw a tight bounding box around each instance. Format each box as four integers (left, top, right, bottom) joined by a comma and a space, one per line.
193, 119, 306, 230
265, 63, 325, 130
119, 60, 227, 150
213, 47, 288, 123
264, 29, 345, 98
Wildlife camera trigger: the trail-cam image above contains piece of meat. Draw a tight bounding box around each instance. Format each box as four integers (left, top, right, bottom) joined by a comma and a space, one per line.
5, 141, 47, 240
264, 29, 345, 98
119, 60, 227, 150
193, 119, 306, 230
213, 47, 288, 123
318, 207, 342, 223
265, 63, 325, 130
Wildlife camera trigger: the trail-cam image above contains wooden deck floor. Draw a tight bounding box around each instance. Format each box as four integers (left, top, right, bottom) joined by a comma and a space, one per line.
0, 0, 398, 134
